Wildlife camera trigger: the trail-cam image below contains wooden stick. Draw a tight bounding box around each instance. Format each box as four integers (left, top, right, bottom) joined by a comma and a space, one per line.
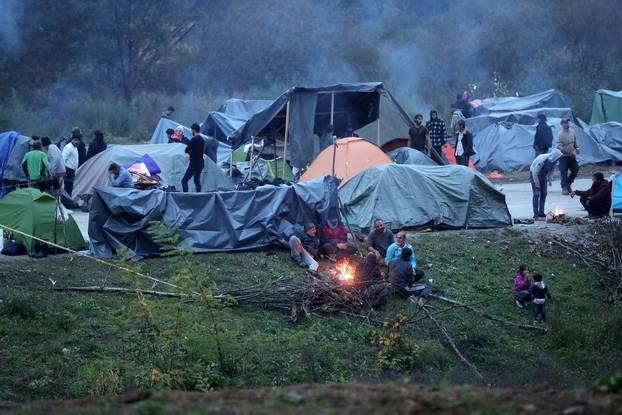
429, 294, 547, 332
282, 101, 290, 178
52, 286, 196, 298
422, 305, 484, 379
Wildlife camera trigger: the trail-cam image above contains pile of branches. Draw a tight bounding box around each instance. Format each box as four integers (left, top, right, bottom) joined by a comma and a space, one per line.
221, 274, 394, 320
551, 219, 622, 304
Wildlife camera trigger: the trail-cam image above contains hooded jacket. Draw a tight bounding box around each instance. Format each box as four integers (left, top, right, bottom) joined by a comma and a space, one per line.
530, 281, 551, 304
534, 121, 553, 151
530, 148, 562, 180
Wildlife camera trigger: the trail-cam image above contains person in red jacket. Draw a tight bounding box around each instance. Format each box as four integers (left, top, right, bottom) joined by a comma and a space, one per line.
320, 209, 357, 261
570, 172, 611, 218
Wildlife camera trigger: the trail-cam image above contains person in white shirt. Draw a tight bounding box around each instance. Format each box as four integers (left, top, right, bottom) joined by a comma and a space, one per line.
62, 136, 81, 197
529, 148, 562, 219
41, 136, 65, 195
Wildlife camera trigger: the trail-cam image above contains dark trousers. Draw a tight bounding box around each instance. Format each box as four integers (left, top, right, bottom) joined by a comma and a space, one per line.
530, 173, 547, 216
455, 154, 469, 166
320, 242, 357, 258
558, 156, 578, 190
64, 168, 75, 197
181, 163, 203, 192
395, 269, 429, 298
580, 195, 609, 216
532, 302, 546, 321
29, 180, 49, 192
49, 177, 62, 195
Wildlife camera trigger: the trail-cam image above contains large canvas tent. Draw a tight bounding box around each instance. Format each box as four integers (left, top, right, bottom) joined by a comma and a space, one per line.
0, 131, 30, 195
299, 137, 392, 186
0, 188, 85, 253
584, 122, 622, 162
466, 107, 573, 135
88, 176, 339, 258
590, 90, 622, 124
339, 164, 512, 230
474, 89, 570, 114
472, 120, 611, 172
72, 143, 232, 201
229, 83, 417, 169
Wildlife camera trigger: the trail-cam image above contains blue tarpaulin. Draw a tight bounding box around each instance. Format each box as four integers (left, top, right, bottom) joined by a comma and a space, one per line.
0, 131, 20, 197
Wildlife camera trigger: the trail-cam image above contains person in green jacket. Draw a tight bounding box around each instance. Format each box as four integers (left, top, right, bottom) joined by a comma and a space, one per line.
21, 141, 49, 192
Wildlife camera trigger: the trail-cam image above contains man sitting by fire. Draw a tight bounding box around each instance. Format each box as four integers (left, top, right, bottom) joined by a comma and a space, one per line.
320, 208, 357, 261
389, 247, 429, 305
570, 172, 612, 219
289, 223, 320, 271
384, 231, 416, 269
366, 219, 394, 262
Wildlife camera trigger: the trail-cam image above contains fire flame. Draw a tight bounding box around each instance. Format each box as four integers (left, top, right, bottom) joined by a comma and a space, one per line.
336, 260, 354, 283
554, 207, 564, 216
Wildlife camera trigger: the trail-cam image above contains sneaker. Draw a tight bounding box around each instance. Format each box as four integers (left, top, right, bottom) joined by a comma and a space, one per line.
548, 179, 552, 187
515, 300, 524, 309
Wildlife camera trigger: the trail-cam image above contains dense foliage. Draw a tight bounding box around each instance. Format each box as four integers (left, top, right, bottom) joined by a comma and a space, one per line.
1, 0, 621, 140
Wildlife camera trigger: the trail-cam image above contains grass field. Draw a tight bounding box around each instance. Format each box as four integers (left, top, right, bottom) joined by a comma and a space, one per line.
1, 228, 621, 404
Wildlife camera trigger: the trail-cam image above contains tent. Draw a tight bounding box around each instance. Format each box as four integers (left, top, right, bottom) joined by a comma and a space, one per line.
0, 188, 85, 253
88, 176, 339, 258
613, 171, 622, 214
149, 118, 233, 163
229, 83, 417, 168
584, 122, 622, 162
299, 137, 392, 186
472, 120, 611, 172
216, 98, 273, 118
473, 89, 570, 114
590, 90, 622, 124
387, 147, 437, 166
339, 164, 512, 230
0, 131, 30, 195
72, 143, 232, 201
466, 107, 574, 135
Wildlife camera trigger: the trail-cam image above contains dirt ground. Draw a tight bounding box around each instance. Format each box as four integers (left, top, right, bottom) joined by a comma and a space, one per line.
4, 383, 622, 415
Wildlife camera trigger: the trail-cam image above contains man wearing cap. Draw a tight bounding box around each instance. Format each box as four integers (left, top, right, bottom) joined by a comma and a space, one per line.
289, 223, 320, 271
555, 118, 580, 195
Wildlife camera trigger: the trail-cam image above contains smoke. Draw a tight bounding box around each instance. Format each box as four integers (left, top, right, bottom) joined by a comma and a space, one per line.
0, 0, 24, 51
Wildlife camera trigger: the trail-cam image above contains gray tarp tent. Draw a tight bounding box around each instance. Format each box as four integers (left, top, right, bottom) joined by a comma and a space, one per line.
466, 107, 573, 135
472, 119, 611, 172
475, 89, 570, 113
590, 90, 622, 124
72, 143, 232, 201
88, 176, 339, 258
1, 133, 30, 183
229, 83, 417, 168
201, 99, 273, 143
584, 122, 622, 162
387, 147, 436, 166
150, 118, 232, 163
339, 164, 511, 230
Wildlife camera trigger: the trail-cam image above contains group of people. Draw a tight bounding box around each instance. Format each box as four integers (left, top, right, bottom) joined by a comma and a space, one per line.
289, 215, 429, 303
408, 109, 474, 168
163, 122, 219, 193
20, 128, 108, 198
512, 264, 552, 322
530, 115, 612, 219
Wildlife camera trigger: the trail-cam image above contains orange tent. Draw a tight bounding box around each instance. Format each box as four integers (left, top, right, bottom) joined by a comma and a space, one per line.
299, 137, 392, 186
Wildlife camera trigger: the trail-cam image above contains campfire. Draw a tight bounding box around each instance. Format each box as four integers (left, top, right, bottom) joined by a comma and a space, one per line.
548, 207, 567, 222
334, 260, 355, 285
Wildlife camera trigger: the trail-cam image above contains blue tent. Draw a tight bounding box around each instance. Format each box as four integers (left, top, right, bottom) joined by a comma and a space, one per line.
613, 171, 622, 214
0, 131, 29, 197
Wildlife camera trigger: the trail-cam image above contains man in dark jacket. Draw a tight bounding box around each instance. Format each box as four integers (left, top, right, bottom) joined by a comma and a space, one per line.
86, 130, 107, 161
426, 110, 447, 161
389, 247, 429, 301
289, 223, 320, 270
181, 123, 205, 192
71, 127, 87, 167
408, 114, 431, 156
533, 114, 554, 184
366, 219, 394, 261
454, 120, 474, 167
570, 172, 611, 218
203, 128, 219, 164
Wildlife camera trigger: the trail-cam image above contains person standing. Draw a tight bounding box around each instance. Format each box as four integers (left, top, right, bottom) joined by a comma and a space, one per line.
86, 130, 107, 161
570, 172, 612, 218
21, 141, 49, 192
71, 127, 87, 167
556, 118, 580, 195
533, 114, 554, 185
181, 123, 205, 192
41, 136, 65, 195
408, 114, 431, 156
530, 273, 552, 322
454, 120, 474, 167
62, 136, 80, 197
203, 128, 219, 164
426, 110, 447, 161
529, 148, 562, 219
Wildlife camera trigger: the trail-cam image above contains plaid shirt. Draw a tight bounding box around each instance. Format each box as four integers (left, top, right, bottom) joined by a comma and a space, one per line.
426, 118, 447, 148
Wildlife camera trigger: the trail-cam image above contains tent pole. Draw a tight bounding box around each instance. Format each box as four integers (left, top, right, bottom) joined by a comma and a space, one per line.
282, 101, 290, 178
330, 91, 335, 126
376, 116, 381, 145
229, 150, 233, 177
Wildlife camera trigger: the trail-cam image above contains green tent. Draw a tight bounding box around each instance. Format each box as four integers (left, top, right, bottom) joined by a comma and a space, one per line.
0, 188, 86, 253
591, 89, 622, 124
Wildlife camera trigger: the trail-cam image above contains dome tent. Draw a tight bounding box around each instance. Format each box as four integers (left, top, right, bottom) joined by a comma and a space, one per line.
387, 147, 437, 166
339, 164, 512, 230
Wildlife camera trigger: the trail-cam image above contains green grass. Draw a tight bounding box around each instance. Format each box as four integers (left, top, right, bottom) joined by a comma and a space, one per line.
1, 230, 621, 403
